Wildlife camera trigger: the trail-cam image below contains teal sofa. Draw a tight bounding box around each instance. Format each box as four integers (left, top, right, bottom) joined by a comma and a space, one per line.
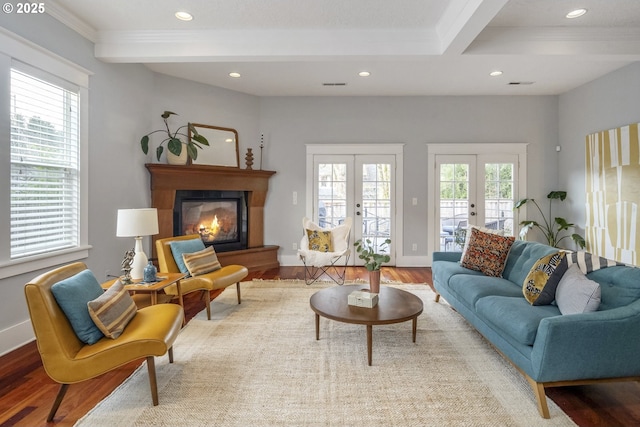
432, 240, 640, 418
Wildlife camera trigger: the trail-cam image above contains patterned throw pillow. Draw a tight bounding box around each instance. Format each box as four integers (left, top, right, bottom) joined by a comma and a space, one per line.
88, 280, 137, 339
306, 229, 333, 252
522, 252, 568, 305
182, 246, 222, 276
459, 225, 504, 262
460, 227, 515, 277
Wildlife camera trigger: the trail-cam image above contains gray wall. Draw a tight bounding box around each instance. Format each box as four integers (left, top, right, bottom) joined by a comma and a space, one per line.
558, 62, 640, 234
259, 96, 559, 264
0, 13, 154, 354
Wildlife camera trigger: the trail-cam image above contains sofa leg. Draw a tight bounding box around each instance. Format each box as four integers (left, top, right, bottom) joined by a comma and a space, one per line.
147, 356, 159, 406
236, 282, 242, 304
526, 378, 550, 418
168, 346, 174, 363
434, 293, 440, 303
47, 383, 69, 422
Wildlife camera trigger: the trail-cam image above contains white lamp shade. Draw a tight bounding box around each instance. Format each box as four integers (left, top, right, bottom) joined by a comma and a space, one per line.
116, 208, 159, 237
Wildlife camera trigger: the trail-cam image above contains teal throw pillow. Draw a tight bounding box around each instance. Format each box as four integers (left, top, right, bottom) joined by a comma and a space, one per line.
169, 238, 206, 274
51, 269, 105, 344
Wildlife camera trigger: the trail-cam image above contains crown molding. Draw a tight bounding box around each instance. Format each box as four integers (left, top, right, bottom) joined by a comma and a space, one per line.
470, 26, 640, 55
94, 28, 440, 63
45, 0, 98, 42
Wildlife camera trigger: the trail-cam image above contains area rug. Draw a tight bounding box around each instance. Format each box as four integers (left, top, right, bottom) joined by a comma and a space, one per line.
75, 281, 576, 427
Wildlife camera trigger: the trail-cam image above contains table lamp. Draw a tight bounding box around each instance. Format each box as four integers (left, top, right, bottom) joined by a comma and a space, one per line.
116, 208, 159, 280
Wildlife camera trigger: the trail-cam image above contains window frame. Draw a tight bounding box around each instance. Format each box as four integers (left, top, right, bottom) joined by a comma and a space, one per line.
0, 28, 91, 279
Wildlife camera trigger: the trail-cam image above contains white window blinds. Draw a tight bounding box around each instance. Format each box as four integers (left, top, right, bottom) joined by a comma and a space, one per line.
10, 68, 80, 258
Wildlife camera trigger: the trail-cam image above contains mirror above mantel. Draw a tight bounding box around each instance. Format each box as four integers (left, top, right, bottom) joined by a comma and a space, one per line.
189, 123, 240, 168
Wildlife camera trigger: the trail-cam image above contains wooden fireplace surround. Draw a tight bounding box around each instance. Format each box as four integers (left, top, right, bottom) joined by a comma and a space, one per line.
146, 164, 279, 271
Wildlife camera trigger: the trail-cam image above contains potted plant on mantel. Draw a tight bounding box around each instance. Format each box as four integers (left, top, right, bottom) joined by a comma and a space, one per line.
514, 190, 586, 249
140, 111, 209, 165
354, 237, 391, 294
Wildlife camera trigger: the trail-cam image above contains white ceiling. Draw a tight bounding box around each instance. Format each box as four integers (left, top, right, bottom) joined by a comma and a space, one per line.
47, 0, 640, 96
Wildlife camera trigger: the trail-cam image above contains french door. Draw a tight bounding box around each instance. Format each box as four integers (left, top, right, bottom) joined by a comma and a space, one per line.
311, 154, 396, 265
427, 144, 527, 257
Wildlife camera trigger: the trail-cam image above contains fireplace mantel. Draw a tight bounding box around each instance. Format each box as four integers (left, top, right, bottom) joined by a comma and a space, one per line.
146, 163, 278, 270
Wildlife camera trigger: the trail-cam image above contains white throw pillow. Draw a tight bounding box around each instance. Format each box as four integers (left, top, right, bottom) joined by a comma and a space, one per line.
555, 264, 601, 315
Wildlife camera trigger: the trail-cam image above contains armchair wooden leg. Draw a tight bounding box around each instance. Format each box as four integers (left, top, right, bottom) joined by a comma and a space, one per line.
202, 290, 211, 320
168, 346, 174, 363
47, 383, 69, 422
236, 282, 241, 304
146, 356, 159, 406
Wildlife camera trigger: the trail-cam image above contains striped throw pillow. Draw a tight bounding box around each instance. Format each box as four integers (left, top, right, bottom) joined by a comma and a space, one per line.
87, 280, 137, 339
182, 246, 222, 276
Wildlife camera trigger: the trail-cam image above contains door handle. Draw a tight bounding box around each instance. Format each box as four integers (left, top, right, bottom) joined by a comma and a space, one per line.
470, 212, 476, 216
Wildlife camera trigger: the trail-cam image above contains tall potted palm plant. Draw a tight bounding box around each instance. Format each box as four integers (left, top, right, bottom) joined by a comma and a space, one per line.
514, 191, 586, 249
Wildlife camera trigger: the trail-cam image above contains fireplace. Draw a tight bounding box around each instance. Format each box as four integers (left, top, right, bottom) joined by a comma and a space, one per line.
174, 190, 248, 252
146, 163, 279, 271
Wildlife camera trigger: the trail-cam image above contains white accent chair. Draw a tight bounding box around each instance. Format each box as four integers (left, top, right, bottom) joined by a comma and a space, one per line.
298, 217, 352, 285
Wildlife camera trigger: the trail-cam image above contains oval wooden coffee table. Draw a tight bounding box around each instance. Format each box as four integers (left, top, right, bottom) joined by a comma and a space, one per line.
310, 284, 423, 366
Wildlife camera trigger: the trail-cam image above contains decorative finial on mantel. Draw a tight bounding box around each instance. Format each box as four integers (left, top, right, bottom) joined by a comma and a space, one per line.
260, 133, 264, 170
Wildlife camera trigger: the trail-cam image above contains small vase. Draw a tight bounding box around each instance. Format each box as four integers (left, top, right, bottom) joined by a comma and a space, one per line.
166, 143, 188, 165
245, 148, 254, 169
368, 270, 381, 294
143, 261, 157, 282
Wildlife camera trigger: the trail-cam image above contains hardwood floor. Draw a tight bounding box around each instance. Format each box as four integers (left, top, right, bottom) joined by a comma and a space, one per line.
1, 266, 639, 426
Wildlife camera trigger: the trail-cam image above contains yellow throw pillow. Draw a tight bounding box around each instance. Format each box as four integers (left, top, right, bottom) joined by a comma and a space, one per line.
523, 252, 568, 305
182, 246, 222, 276
306, 229, 333, 252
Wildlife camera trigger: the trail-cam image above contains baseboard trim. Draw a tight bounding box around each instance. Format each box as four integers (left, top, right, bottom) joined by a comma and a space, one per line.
0, 319, 34, 357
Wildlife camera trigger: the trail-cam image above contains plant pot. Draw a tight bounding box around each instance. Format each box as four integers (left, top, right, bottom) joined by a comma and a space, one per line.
166, 144, 188, 165
368, 269, 381, 294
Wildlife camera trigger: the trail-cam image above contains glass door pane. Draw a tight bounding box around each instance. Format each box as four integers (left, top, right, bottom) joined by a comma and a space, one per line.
358, 159, 393, 263
317, 162, 348, 228
437, 156, 475, 252
483, 163, 515, 236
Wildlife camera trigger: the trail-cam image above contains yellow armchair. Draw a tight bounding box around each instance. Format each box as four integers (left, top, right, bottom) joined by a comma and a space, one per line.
156, 234, 248, 319
24, 262, 184, 423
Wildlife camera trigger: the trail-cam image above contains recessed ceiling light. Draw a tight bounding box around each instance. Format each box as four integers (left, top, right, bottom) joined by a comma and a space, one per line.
489, 70, 503, 77
566, 8, 587, 19
358, 71, 371, 77
175, 11, 193, 21
229, 72, 241, 78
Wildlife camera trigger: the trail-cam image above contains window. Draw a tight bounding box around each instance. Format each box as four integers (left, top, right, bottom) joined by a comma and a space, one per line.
10, 68, 80, 258
0, 29, 90, 278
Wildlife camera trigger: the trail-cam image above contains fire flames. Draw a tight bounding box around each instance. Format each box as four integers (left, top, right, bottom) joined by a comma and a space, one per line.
198, 215, 220, 241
